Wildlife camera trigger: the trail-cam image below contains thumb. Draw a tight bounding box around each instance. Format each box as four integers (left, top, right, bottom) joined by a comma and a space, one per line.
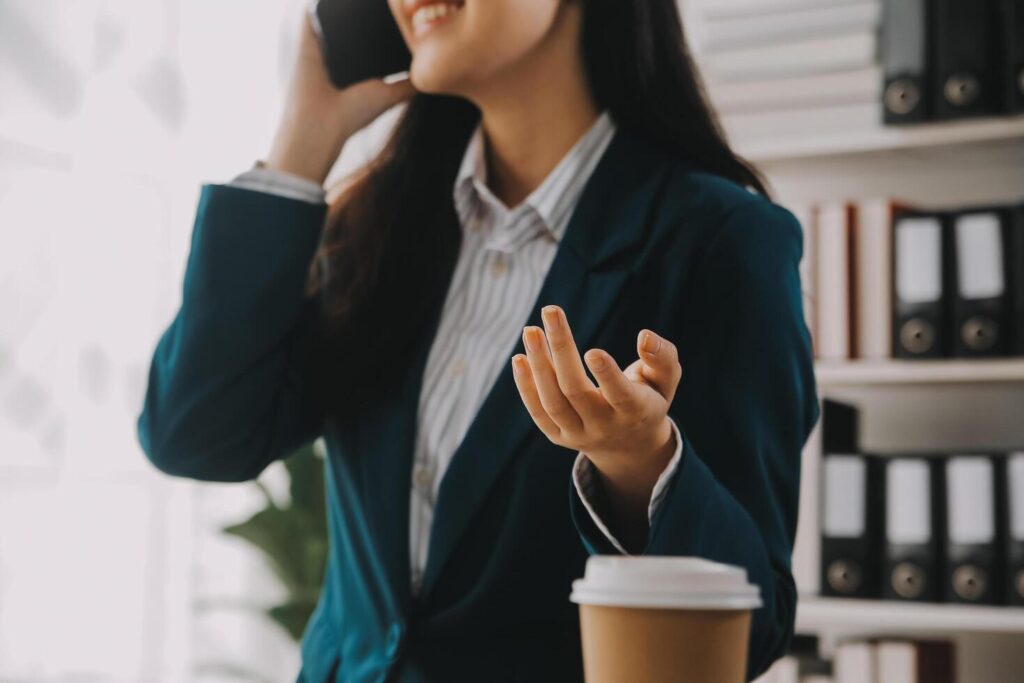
636, 329, 681, 401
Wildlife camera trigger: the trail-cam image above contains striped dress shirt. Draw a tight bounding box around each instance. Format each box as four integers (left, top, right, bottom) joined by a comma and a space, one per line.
227, 109, 683, 594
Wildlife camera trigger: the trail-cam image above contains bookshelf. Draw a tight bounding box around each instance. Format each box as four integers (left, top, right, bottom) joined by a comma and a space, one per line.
680, 2, 1024, 679
797, 597, 1024, 636
795, 598, 1024, 682
736, 114, 1024, 164
815, 359, 1024, 387
712, 38, 1024, 683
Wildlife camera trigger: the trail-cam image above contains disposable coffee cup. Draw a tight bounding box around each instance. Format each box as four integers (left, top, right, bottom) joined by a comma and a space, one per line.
570, 556, 762, 683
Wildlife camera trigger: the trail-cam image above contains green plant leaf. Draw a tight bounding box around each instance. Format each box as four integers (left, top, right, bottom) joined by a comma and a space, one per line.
217, 445, 329, 642
268, 599, 320, 641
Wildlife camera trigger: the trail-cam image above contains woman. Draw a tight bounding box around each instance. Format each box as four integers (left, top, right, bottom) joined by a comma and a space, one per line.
136, 0, 819, 681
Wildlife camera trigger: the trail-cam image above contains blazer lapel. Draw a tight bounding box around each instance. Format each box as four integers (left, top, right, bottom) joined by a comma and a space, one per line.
417, 125, 675, 600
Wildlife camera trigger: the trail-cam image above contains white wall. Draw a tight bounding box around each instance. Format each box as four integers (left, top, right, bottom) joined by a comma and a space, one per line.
0, 1, 393, 681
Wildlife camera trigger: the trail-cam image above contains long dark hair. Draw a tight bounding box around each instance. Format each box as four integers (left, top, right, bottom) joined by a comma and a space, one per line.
303, 0, 766, 416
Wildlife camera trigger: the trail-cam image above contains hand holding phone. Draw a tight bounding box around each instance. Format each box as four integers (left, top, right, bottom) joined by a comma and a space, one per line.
265, 3, 416, 184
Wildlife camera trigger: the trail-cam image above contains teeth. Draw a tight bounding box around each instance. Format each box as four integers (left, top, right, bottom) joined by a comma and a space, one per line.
412, 3, 461, 30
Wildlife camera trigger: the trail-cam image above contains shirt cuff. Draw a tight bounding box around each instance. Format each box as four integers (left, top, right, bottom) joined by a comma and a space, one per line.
571, 416, 685, 554
226, 166, 327, 205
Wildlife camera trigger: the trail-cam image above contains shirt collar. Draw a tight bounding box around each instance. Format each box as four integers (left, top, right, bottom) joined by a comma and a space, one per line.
451, 110, 617, 244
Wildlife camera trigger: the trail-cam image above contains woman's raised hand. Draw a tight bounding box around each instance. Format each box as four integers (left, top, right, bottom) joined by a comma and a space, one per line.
510, 305, 682, 501
265, 5, 418, 184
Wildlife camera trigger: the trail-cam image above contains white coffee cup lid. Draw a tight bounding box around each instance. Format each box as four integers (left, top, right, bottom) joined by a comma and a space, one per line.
570, 556, 762, 610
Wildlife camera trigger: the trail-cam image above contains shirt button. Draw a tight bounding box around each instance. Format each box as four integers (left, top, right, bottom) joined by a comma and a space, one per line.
414, 466, 434, 491
489, 256, 508, 277
450, 358, 467, 377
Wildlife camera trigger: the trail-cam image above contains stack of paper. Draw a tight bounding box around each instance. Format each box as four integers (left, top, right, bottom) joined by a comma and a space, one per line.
680, 0, 884, 148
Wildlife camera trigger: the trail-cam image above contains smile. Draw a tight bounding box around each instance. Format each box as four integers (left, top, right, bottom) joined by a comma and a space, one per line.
411, 2, 464, 39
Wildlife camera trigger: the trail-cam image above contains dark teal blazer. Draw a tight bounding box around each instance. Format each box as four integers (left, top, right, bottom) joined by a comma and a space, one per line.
137, 125, 819, 683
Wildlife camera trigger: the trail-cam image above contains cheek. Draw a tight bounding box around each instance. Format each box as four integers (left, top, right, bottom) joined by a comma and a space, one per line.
478, 4, 561, 67
411, 4, 558, 90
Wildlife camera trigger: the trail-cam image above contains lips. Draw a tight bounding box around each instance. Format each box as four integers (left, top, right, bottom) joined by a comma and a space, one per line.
405, 0, 465, 38
403, 0, 464, 21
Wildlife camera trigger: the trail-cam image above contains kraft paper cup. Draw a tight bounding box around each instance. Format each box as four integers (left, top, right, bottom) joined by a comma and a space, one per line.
570, 556, 762, 683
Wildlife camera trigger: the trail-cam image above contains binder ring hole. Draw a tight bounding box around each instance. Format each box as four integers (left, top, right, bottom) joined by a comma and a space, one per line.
962, 317, 998, 352
952, 565, 986, 601
892, 562, 926, 599
944, 73, 981, 107
827, 560, 862, 594
885, 79, 920, 116
900, 319, 935, 355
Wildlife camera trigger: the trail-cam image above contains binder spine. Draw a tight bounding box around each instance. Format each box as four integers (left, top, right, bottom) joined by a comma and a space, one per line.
882, 0, 930, 123
1002, 0, 1024, 113
892, 210, 948, 358
931, 0, 1002, 120
883, 457, 944, 602
821, 455, 886, 599
943, 456, 1001, 605
948, 210, 1013, 358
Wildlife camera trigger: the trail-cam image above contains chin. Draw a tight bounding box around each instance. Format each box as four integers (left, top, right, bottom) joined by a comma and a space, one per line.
409, 57, 467, 96
408, 65, 444, 94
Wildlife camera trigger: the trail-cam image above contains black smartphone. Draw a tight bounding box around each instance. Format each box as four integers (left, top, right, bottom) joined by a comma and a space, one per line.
309, 0, 412, 90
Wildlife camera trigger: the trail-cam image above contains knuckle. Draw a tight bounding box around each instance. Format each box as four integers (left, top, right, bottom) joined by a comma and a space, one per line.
606, 392, 631, 410
540, 428, 563, 446
619, 401, 642, 419
548, 336, 571, 352
560, 383, 588, 401
546, 400, 572, 418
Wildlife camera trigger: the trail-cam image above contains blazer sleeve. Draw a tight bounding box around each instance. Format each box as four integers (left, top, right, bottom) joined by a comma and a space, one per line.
136, 183, 329, 482
569, 198, 819, 681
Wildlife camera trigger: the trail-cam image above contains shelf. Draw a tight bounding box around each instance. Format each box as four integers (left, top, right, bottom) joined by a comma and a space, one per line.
796, 597, 1024, 636
815, 359, 1024, 387
736, 115, 1024, 163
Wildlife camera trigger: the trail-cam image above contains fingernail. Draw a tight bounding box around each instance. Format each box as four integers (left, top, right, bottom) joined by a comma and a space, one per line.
586, 351, 605, 370
542, 305, 561, 330
524, 327, 541, 352
642, 330, 661, 354
512, 356, 524, 374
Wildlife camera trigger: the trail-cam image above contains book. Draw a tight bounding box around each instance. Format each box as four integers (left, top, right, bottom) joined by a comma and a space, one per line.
698, 1, 882, 53
706, 66, 882, 114
700, 31, 878, 82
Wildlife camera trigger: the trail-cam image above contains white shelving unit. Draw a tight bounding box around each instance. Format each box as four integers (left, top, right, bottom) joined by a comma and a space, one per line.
766, 116, 1024, 681
797, 597, 1024, 636
678, 2, 1024, 678
738, 115, 1024, 164
816, 359, 1024, 387
795, 598, 1024, 682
